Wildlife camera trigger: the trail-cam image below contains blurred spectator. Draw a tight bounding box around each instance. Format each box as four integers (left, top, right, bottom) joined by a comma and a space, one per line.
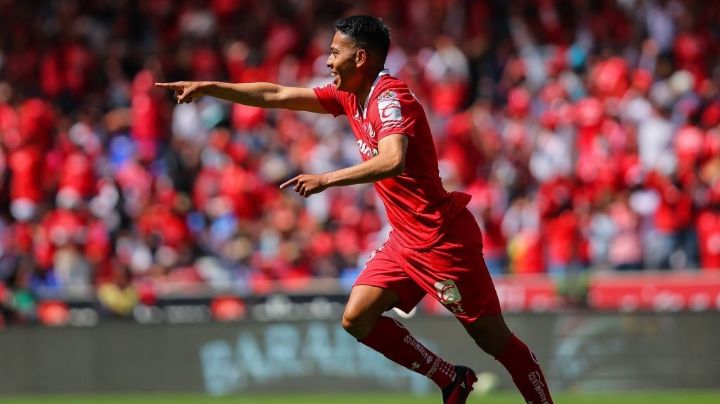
607, 192, 644, 270
98, 262, 138, 317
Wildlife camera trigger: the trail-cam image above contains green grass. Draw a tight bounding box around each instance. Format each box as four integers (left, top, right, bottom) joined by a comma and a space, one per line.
1, 392, 720, 404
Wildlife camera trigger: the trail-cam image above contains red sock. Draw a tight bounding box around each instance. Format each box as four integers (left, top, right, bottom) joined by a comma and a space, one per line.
495, 334, 553, 403
359, 316, 456, 388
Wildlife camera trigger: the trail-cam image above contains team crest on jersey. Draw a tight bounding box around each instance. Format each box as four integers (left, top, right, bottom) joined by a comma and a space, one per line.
378, 90, 397, 100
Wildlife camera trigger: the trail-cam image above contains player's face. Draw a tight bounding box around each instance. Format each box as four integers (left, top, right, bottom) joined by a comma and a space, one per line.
327, 31, 362, 92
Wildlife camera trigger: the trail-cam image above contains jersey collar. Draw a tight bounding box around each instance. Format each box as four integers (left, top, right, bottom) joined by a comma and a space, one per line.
361, 69, 390, 120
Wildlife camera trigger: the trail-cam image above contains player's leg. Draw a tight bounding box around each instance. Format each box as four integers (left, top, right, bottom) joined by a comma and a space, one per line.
344, 244, 457, 390
461, 313, 511, 356
422, 269, 553, 403
342, 284, 399, 338
343, 285, 457, 389
402, 208, 554, 403
463, 314, 553, 404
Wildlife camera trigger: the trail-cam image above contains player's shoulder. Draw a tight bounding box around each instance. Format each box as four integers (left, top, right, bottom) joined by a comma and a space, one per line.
375, 75, 418, 105
368, 76, 420, 128
377, 74, 410, 93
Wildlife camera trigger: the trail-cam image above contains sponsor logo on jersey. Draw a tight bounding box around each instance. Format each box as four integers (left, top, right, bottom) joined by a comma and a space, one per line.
364, 122, 376, 138
356, 139, 378, 159
434, 280, 462, 304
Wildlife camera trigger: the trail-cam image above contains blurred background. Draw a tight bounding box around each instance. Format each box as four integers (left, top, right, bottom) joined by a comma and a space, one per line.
0, 0, 719, 399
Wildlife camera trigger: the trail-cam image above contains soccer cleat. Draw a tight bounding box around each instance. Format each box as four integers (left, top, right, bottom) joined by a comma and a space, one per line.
442, 365, 478, 404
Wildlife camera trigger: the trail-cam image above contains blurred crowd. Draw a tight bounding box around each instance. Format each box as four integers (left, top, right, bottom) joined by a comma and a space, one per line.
1, 0, 720, 323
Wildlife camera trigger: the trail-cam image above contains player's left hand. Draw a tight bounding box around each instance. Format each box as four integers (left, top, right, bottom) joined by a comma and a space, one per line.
280, 174, 329, 197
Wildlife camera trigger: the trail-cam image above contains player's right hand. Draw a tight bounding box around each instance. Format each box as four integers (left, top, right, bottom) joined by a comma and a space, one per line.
154, 81, 205, 104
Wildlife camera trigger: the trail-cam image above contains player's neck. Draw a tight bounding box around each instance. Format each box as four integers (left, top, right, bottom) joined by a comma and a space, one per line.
355, 68, 386, 108
355, 83, 373, 108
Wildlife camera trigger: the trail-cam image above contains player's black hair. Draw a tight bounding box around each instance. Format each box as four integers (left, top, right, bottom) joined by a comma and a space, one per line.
335, 15, 390, 63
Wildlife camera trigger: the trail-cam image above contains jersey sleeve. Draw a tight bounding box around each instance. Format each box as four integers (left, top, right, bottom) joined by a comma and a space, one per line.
374, 90, 417, 140
313, 84, 346, 117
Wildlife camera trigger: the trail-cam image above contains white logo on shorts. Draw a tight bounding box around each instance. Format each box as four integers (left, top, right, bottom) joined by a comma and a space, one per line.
434, 280, 462, 304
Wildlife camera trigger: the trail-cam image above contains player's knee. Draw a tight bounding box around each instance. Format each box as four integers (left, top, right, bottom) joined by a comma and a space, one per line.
464, 315, 512, 356
341, 317, 353, 336
341, 306, 372, 338
471, 333, 502, 356
341, 308, 361, 337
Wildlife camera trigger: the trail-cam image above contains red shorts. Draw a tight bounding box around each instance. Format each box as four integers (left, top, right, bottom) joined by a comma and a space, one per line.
355, 208, 502, 324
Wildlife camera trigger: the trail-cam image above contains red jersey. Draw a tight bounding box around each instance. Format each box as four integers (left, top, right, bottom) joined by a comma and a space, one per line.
314, 71, 471, 249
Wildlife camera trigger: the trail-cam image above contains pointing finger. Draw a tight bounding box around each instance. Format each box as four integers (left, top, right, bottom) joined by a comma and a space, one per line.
280, 176, 299, 189
155, 82, 181, 89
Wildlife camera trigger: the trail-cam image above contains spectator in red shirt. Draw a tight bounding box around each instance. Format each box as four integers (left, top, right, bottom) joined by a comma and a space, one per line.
697, 200, 720, 271
607, 192, 644, 270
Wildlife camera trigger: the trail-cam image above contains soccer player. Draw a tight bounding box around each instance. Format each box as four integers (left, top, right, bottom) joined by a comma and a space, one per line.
157, 15, 553, 404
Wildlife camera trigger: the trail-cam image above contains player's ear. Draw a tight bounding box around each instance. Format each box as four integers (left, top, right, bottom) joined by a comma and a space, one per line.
355, 48, 367, 68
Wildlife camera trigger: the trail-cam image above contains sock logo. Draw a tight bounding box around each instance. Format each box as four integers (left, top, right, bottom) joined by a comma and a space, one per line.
434, 280, 462, 304
528, 371, 549, 404
403, 335, 433, 364
530, 350, 540, 365
425, 356, 441, 378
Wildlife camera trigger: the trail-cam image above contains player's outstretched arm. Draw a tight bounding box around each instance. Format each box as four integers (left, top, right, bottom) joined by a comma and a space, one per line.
154, 81, 328, 114
280, 134, 408, 197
